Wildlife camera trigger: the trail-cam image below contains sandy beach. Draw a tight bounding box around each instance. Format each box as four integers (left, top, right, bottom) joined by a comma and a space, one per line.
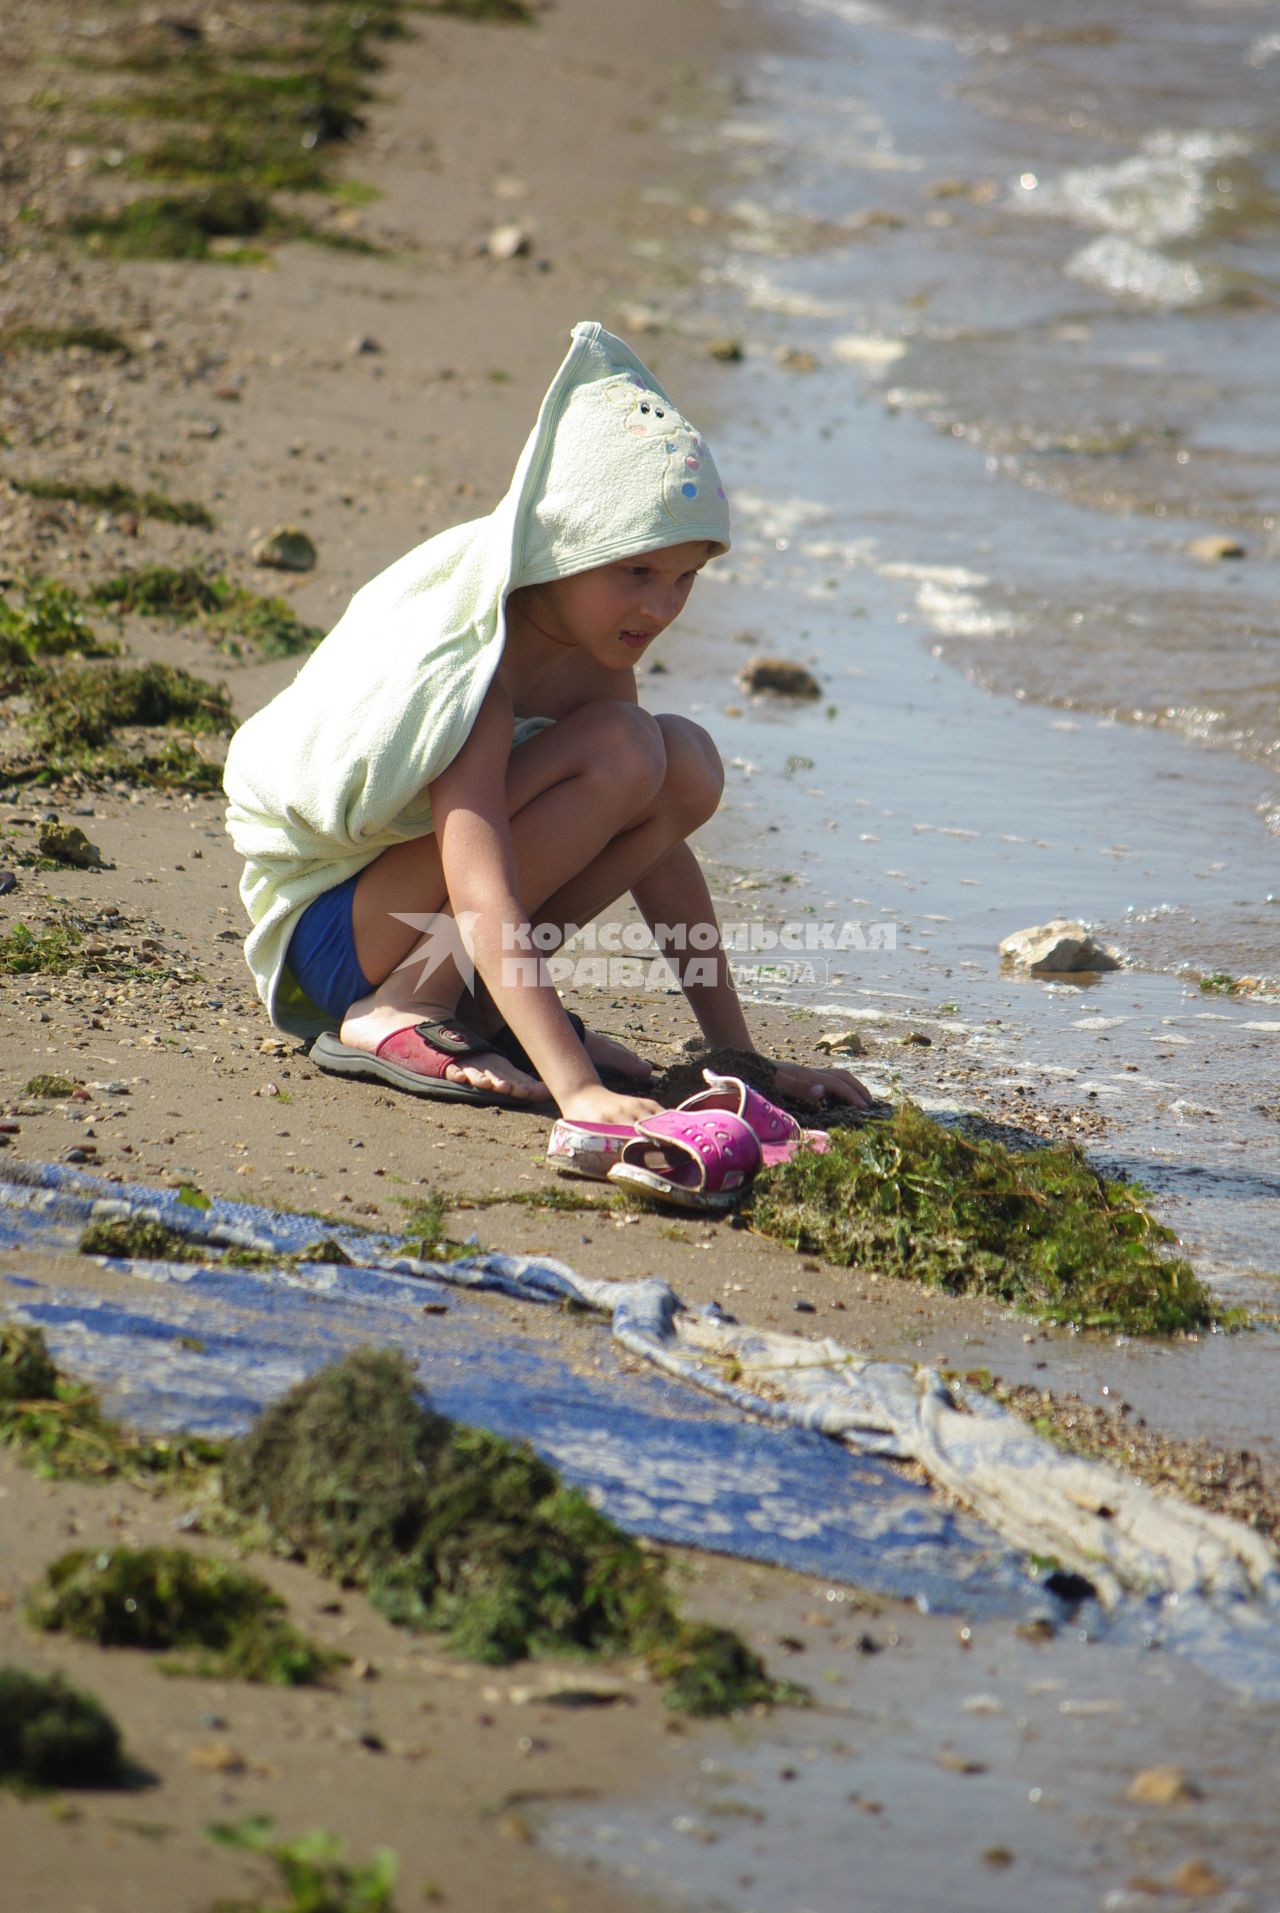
3, 1, 1279, 1908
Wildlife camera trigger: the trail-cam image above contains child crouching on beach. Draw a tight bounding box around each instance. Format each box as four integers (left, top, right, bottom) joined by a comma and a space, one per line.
223, 322, 869, 1129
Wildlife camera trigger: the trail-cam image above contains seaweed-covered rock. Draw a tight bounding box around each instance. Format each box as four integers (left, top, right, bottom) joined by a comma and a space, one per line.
0, 1667, 124, 1788
221, 1351, 804, 1711
0, 1320, 61, 1411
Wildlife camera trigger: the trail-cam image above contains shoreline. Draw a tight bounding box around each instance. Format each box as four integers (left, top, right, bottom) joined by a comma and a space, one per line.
3, 2, 1280, 1909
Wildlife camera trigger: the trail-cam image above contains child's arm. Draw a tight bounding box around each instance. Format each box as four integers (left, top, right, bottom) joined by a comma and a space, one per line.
429, 683, 662, 1124
633, 842, 873, 1109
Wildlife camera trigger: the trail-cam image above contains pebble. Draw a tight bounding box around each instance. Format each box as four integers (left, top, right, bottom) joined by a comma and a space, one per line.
251, 525, 317, 572
816, 1028, 866, 1057
708, 337, 744, 362
1128, 1764, 1201, 1807
0, 871, 16, 896
348, 334, 383, 355
1170, 1859, 1227, 1897
486, 224, 530, 260
37, 824, 103, 869
793, 1299, 816, 1313
1186, 534, 1245, 562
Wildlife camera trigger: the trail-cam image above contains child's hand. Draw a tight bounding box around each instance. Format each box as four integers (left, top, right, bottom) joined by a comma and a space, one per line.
771, 1060, 874, 1110
559, 1085, 664, 1127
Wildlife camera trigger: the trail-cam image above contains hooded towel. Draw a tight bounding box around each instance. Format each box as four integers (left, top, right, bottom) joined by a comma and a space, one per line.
223, 321, 731, 1036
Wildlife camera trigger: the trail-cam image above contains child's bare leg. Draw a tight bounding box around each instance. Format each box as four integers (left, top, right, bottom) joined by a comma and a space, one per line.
337, 703, 670, 1094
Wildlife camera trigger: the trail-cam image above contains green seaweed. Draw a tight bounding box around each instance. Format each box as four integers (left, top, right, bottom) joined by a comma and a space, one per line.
208, 1817, 399, 1913
1, 324, 131, 356
91, 566, 322, 657
28, 1546, 336, 1686
12, 477, 213, 528
79, 1217, 209, 1262
0, 1667, 126, 1791
0, 923, 87, 976
429, 0, 537, 20
0, 579, 117, 661
220, 1350, 801, 1713
25, 1073, 78, 1098
746, 1101, 1218, 1335
15, 658, 232, 788
650, 1621, 807, 1717
0, 1322, 222, 1485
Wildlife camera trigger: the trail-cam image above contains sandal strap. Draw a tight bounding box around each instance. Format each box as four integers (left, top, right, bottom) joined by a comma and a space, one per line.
378, 1018, 491, 1060
680, 1070, 803, 1149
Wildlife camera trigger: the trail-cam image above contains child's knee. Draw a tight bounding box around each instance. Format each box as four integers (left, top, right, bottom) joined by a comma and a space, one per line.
583, 700, 668, 803
655, 714, 724, 824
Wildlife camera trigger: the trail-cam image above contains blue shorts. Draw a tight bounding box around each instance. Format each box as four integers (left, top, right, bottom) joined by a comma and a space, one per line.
285, 873, 371, 1022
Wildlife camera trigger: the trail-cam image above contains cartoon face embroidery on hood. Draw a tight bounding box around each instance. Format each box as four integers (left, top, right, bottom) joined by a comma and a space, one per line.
609, 374, 729, 526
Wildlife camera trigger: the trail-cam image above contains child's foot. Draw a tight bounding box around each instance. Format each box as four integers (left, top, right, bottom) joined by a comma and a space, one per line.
582, 1028, 653, 1079
337, 1002, 546, 1100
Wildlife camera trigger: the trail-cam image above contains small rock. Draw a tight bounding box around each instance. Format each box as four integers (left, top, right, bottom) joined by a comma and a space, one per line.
738, 657, 822, 699
0, 871, 16, 896
999, 919, 1121, 975
902, 1031, 933, 1047
816, 1029, 866, 1057
252, 526, 317, 573
1186, 534, 1245, 562
1169, 1859, 1225, 1897
708, 338, 744, 363
348, 334, 383, 356
1128, 1766, 1202, 1807
37, 824, 103, 869
259, 1081, 281, 1099
508, 1679, 633, 1708
793, 1299, 816, 1314
213, 383, 243, 402
184, 418, 221, 439
486, 224, 530, 260
186, 1741, 246, 1774
776, 346, 818, 372
982, 1846, 1015, 1868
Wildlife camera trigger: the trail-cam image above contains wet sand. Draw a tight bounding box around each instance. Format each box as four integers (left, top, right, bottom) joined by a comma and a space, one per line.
2, 1, 1280, 1909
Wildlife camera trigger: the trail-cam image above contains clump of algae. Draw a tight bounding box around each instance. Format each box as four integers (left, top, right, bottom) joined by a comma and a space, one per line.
0, 1667, 126, 1790
79, 1216, 210, 1262
747, 1101, 1220, 1336
208, 1818, 399, 1913
11, 477, 213, 528
91, 565, 322, 657
28, 1546, 336, 1685
0, 1329, 799, 1714
0, 1322, 221, 1484
0, 579, 117, 661
221, 1349, 804, 1714
7, 657, 233, 789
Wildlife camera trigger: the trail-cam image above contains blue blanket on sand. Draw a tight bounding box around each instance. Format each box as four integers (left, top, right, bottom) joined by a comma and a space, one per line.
0, 1160, 1029, 1618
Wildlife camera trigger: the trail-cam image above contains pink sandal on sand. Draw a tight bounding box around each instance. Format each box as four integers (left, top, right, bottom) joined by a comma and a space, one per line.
676, 1069, 830, 1166
606, 1109, 761, 1213
546, 1117, 638, 1182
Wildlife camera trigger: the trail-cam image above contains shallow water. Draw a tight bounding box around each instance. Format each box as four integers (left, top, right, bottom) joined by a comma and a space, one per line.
648, 0, 1280, 1292
692, 0, 1280, 771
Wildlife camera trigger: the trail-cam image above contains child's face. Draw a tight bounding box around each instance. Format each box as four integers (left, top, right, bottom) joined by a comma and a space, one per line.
516, 541, 711, 669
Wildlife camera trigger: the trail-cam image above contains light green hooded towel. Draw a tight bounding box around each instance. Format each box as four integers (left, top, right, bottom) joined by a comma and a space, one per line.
223, 321, 731, 1037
